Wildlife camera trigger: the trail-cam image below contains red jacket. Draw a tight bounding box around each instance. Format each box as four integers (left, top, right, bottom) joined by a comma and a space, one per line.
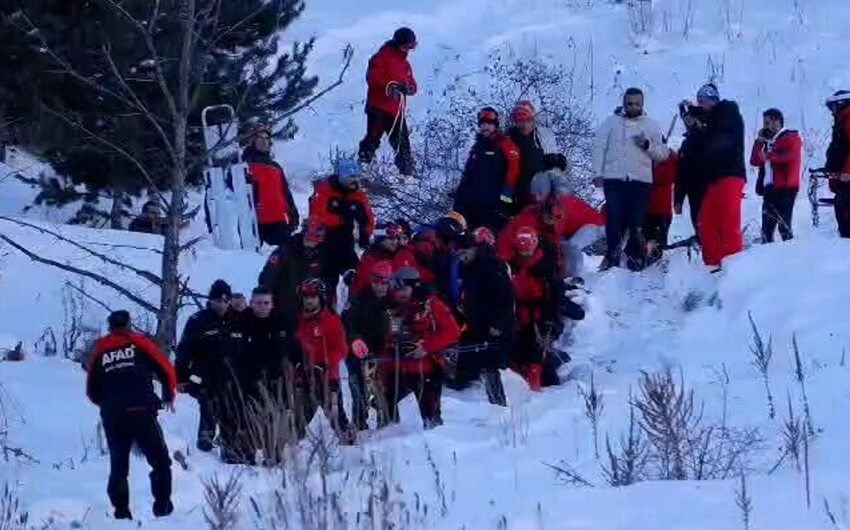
86, 331, 177, 415
648, 151, 677, 216
309, 177, 376, 237
366, 42, 417, 116
296, 308, 348, 382
243, 146, 299, 226
750, 130, 803, 191
384, 295, 461, 376
351, 244, 417, 297
508, 249, 559, 325
497, 196, 605, 261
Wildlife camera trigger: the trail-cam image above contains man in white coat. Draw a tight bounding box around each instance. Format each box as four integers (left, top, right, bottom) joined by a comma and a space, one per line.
593, 87, 670, 270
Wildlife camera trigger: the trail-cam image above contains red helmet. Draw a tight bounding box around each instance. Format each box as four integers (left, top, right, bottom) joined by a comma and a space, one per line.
371, 261, 394, 283
515, 226, 539, 253
297, 278, 327, 300
472, 226, 495, 246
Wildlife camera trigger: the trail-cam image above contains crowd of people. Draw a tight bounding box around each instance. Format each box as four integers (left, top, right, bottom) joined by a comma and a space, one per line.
86, 26, 850, 521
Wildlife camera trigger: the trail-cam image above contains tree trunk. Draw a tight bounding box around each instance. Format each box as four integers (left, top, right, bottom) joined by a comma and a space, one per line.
109, 187, 125, 229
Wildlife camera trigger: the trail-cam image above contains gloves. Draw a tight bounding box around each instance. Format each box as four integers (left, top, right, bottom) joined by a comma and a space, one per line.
499, 190, 514, 206
543, 153, 568, 171
633, 132, 650, 151
351, 339, 369, 359
358, 232, 371, 249
342, 269, 357, 287
386, 82, 405, 100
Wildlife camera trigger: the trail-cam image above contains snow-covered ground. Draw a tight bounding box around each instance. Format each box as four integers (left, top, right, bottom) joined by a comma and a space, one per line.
3, 0, 850, 528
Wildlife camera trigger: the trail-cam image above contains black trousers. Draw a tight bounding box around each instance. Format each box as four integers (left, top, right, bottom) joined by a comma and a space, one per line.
196, 392, 219, 450
102, 411, 172, 512
358, 106, 414, 175
345, 356, 370, 430
603, 180, 652, 270
761, 187, 797, 242
686, 188, 705, 239
258, 222, 294, 247
834, 184, 850, 238
384, 370, 443, 428
644, 213, 672, 264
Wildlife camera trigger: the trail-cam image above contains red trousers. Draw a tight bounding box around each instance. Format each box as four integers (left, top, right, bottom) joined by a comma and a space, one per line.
698, 177, 744, 267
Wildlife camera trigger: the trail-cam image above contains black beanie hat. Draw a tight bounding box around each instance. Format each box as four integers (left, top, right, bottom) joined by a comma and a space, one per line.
107, 310, 131, 331
208, 279, 232, 301
392, 27, 417, 47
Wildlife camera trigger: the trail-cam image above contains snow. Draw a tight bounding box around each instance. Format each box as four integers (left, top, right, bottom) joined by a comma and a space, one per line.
3, 0, 850, 528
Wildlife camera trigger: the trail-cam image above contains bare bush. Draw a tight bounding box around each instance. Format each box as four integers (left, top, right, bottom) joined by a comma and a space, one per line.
0, 482, 28, 530
772, 390, 804, 474
747, 312, 775, 420
633, 369, 763, 481
734, 473, 753, 530
626, 0, 655, 45
203, 471, 243, 530
791, 334, 815, 437
824, 495, 849, 529
578, 373, 605, 459
369, 46, 595, 223
601, 396, 649, 486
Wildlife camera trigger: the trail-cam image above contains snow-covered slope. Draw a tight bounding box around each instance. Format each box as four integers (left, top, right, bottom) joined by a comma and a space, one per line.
3, 0, 850, 528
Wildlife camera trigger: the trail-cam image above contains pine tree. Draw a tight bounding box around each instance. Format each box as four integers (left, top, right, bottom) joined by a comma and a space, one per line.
0, 0, 319, 227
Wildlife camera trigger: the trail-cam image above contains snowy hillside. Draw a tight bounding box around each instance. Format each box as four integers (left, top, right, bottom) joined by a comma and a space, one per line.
3, 0, 850, 529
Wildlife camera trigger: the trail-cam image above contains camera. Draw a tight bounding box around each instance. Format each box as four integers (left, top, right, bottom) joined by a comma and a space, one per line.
678, 102, 706, 121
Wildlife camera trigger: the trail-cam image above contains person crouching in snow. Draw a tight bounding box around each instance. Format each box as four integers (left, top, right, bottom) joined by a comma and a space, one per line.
751, 108, 802, 243
497, 169, 605, 281
294, 278, 353, 442
309, 158, 376, 296
452, 107, 521, 232
644, 149, 677, 265
382, 267, 461, 429
507, 227, 565, 391
359, 27, 418, 176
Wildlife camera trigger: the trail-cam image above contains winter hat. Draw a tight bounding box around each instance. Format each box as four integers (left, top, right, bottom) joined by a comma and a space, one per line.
515, 227, 539, 253
530, 169, 571, 200
477, 107, 500, 127
392, 27, 417, 47
826, 90, 850, 110
696, 83, 720, 103
107, 310, 131, 331
208, 279, 232, 301
304, 218, 327, 244
512, 100, 536, 122
335, 158, 361, 182
371, 261, 394, 282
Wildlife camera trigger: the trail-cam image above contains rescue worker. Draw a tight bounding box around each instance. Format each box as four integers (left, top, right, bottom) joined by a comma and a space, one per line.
349, 221, 417, 297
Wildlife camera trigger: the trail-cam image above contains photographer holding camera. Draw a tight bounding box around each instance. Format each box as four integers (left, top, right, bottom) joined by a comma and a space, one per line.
674, 101, 710, 238
679, 84, 746, 271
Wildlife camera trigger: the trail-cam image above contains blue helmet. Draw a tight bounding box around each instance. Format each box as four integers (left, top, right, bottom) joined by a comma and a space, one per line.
335, 158, 361, 181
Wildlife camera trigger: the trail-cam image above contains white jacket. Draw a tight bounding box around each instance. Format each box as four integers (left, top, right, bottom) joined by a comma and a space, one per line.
593, 112, 669, 184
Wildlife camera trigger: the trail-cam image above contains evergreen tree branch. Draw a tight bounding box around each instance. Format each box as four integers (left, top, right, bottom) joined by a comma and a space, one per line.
0, 233, 158, 314
39, 104, 169, 209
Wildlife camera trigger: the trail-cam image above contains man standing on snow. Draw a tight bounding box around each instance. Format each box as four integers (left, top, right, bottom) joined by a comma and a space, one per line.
452, 107, 521, 232
593, 87, 670, 270
87, 311, 176, 520
359, 27, 418, 176
243, 124, 300, 246
349, 220, 417, 298
824, 90, 850, 237
506, 100, 563, 211
675, 103, 710, 240
175, 280, 242, 454
309, 158, 376, 295
686, 84, 746, 270
751, 108, 803, 242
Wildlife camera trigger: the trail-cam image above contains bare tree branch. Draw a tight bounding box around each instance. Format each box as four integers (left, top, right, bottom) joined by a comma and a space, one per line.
0, 233, 158, 314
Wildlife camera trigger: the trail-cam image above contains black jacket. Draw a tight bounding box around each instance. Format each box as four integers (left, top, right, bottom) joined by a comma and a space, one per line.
175, 307, 244, 389
342, 288, 391, 356
239, 311, 298, 391
459, 246, 515, 343
702, 100, 746, 182
508, 126, 546, 206
675, 125, 710, 204
453, 133, 515, 230
87, 331, 176, 416
258, 236, 335, 318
